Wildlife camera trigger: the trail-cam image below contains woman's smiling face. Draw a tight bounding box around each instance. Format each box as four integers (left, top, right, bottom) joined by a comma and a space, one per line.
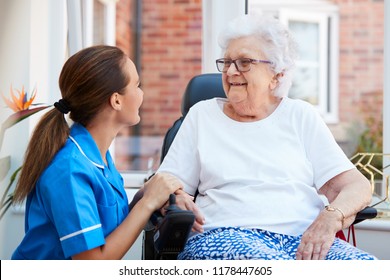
222, 36, 278, 119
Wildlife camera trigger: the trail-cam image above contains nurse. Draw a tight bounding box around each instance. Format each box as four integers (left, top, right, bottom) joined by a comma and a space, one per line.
11, 45, 181, 259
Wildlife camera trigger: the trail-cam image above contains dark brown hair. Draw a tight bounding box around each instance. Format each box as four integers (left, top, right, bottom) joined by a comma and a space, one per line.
13, 45, 129, 203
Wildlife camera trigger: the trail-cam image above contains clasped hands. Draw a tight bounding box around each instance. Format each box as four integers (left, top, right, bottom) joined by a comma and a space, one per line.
160, 189, 205, 233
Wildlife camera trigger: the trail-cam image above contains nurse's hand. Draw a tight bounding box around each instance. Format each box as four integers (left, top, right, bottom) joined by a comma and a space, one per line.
142, 172, 182, 211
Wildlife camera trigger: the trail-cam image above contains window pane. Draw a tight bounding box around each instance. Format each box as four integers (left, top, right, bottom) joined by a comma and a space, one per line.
288, 20, 320, 105
289, 20, 319, 61
93, 0, 105, 45
289, 66, 319, 105
115, 135, 162, 171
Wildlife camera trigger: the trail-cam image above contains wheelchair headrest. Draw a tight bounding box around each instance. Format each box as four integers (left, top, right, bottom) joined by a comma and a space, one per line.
181, 73, 226, 116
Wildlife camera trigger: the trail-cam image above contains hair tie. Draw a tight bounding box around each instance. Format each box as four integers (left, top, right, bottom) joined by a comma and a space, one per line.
54, 99, 71, 114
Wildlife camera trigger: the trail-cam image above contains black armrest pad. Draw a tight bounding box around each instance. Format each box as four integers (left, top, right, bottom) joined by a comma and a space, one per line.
353, 206, 377, 225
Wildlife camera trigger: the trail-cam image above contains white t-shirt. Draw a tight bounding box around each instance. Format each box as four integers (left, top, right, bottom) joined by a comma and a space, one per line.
158, 97, 355, 236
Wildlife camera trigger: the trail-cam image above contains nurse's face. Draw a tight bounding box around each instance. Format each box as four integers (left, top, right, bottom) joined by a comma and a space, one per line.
119, 58, 144, 126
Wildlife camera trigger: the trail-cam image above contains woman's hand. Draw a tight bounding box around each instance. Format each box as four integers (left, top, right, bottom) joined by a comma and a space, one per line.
296, 208, 342, 260
297, 168, 372, 260
164, 189, 205, 233
142, 172, 183, 211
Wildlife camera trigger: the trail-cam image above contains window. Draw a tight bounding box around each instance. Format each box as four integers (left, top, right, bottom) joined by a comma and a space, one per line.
67, 0, 116, 53
249, 0, 339, 123
88, 0, 116, 46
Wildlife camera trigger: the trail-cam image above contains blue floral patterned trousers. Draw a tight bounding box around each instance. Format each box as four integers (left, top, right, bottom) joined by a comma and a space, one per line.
178, 227, 377, 260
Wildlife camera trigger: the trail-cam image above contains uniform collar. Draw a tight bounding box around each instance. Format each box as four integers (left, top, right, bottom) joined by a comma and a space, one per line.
68, 123, 126, 200
69, 123, 107, 169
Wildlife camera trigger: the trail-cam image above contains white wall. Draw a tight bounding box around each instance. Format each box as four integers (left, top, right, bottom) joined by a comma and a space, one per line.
0, 0, 67, 259
0, 0, 33, 260
384, 0, 390, 165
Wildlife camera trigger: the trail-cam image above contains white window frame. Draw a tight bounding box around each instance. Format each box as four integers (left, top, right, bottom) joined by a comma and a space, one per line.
279, 9, 339, 123
384, 0, 390, 168
67, 0, 117, 55
202, 0, 246, 73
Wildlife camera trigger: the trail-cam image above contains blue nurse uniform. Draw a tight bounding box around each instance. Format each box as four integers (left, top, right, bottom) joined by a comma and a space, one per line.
12, 123, 129, 259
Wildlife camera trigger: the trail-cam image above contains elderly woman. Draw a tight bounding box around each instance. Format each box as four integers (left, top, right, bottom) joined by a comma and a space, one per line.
157, 14, 376, 260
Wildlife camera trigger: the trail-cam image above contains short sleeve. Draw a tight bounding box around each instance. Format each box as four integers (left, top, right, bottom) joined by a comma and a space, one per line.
302, 105, 355, 189
157, 105, 201, 195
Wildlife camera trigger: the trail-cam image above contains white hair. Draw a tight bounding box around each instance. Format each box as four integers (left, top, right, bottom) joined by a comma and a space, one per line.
218, 14, 298, 97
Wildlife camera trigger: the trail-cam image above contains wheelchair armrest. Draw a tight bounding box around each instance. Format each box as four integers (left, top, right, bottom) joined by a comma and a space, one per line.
353, 206, 377, 225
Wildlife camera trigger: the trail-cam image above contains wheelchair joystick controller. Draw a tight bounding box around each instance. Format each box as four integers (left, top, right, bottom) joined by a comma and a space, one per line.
153, 193, 195, 256
165, 194, 181, 213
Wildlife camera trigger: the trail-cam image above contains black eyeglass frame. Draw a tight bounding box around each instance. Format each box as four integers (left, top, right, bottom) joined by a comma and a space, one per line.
215, 58, 272, 73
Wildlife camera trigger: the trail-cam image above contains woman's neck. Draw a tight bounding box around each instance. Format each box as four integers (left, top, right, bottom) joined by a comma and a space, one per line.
86, 120, 118, 165
223, 96, 282, 122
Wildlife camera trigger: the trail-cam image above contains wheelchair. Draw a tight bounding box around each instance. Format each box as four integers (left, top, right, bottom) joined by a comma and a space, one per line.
142, 73, 378, 260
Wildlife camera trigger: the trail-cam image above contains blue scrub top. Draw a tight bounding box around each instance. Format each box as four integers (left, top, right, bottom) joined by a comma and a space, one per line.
12, 123, 129, 259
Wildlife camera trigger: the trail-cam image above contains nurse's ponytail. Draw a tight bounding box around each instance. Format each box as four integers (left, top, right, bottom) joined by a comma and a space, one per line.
13, 109, 70, 203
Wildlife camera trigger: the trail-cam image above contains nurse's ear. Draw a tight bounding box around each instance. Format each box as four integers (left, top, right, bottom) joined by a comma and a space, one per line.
109, 92, 122, 111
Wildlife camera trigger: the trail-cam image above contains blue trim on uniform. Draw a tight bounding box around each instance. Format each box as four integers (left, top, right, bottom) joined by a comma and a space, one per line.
11, 123, 129, 259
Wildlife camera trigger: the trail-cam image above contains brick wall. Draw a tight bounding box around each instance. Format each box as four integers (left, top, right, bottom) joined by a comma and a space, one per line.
331, 0, 384, 124
325, 0, 384, 155
115, 0, 202, 170
116, 0, 202, 136
116, 0, 135, 58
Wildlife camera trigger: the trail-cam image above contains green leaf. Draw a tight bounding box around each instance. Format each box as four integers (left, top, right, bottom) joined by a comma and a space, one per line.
0, 166, 21, 220
0, 194, 14, 220
2, 105, 51, 130
0, 126, 4, 152
0, 156, 11, 181
0, 105, 51, 150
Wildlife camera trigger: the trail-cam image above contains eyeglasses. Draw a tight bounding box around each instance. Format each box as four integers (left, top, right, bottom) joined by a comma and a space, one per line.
215, 58, 272, 73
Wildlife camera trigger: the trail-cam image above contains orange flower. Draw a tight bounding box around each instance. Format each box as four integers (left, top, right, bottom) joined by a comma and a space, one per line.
2, 85, 37, 112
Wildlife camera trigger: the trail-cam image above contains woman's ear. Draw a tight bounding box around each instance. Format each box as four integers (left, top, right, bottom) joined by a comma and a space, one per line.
270, 72, 284, 90
110, 92, 122, 110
